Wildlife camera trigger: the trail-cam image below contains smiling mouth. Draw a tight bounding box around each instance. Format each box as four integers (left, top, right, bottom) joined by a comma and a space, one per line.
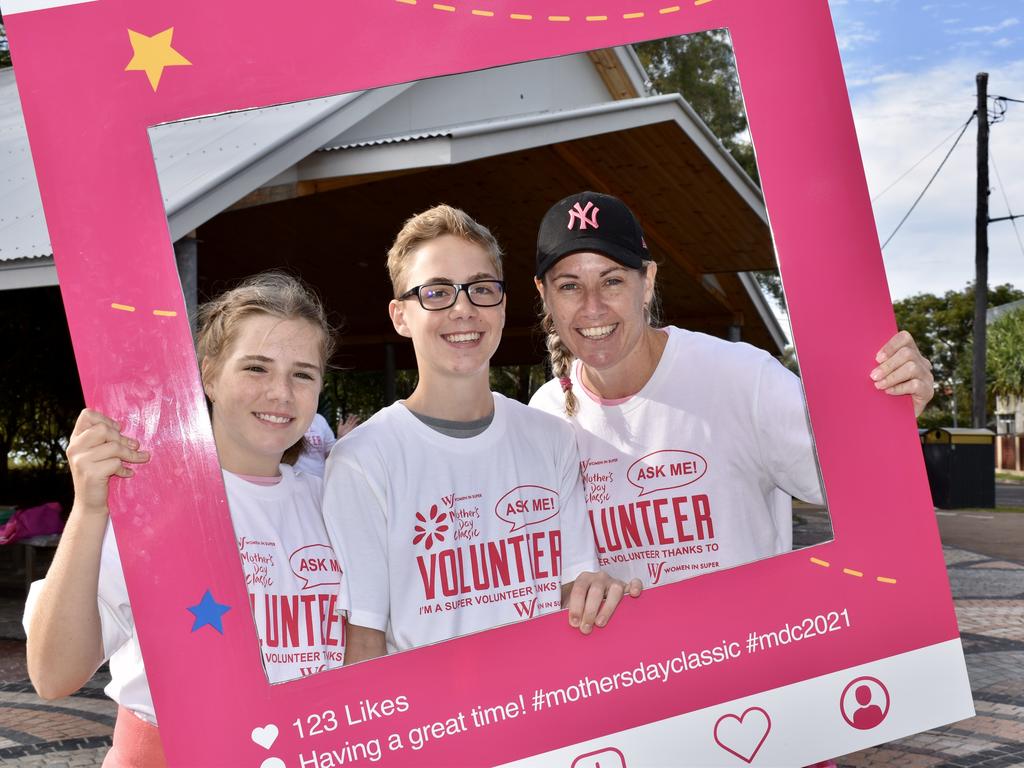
577, 324, 617, 340
442, 332, 482, 344
254, 412, 293, 425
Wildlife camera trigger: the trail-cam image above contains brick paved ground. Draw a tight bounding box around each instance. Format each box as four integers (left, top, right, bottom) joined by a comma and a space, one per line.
0, 510, 1016, 766
836, 542, 1024, 768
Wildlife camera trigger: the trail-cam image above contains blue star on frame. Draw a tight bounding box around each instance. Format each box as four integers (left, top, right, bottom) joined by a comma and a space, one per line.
187, 590, 231, 634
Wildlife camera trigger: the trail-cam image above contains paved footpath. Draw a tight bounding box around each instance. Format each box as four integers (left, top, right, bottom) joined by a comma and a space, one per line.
0, 525, 1018, 766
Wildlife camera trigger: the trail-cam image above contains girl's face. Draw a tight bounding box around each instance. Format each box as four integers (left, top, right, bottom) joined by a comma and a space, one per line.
203, 313, 323, 476
536, 250, 656, 374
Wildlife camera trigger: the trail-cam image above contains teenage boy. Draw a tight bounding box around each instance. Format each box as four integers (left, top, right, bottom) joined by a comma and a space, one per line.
323, 205, 640, 663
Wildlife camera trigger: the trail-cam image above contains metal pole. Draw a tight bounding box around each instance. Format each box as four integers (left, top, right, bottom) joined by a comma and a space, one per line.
972, 72, 989, 428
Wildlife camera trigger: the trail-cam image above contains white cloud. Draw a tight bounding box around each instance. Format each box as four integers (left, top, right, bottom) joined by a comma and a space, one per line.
967, 17, 1019, 34
837, 20, 879, 51
850, 58, 1024, 299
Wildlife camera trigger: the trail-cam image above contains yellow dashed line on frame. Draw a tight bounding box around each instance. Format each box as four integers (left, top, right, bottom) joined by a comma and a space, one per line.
152, 310, 177, 317
111, 303, 136, 312
400, 0, 715, 22
810, 557, 894, 585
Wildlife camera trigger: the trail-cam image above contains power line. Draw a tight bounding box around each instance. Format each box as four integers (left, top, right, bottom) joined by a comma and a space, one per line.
992, 95, 1024, 104
989, 144, 1024, 261
872, 119, 975, 202
880, 112, 976, 251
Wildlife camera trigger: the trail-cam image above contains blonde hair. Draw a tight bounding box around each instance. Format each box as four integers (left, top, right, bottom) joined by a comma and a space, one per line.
196, 271, 335, 464
386, 204, 503, 295
541, 261, 660, 418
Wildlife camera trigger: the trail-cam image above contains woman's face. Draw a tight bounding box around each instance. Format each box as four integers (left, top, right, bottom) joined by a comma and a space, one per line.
536, 251, 656, 374
203, 313, 323, 475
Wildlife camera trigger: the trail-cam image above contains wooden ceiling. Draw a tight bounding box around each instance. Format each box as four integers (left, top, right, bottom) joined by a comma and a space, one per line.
196, 122, 780, 372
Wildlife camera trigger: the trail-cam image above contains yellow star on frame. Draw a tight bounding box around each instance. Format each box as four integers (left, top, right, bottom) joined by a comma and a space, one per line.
125, 28, 192, 92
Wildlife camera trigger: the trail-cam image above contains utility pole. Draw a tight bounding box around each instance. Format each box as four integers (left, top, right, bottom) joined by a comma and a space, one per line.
973, 72, 989, 429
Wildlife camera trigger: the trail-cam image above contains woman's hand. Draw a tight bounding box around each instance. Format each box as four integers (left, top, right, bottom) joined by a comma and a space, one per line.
871, 331, 935, 417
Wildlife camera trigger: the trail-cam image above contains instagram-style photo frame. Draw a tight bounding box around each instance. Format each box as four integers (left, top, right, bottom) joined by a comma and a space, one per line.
4, 0, 974, 765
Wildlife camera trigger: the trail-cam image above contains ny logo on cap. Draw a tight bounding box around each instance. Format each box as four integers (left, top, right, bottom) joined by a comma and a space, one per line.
567, 201, 600, 230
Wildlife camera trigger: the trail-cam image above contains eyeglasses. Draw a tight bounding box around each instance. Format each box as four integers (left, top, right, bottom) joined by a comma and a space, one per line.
398, 280, 506, 311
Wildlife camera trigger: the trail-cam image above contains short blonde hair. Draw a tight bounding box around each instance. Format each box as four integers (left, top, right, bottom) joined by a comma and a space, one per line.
196, 271, 334, 464
386, 204, 503, 296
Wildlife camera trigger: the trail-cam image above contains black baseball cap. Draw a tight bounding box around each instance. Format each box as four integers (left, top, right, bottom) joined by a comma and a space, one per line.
535, 191, 649, 278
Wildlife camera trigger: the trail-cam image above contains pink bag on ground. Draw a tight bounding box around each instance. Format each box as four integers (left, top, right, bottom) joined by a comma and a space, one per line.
0, 502, 64, 545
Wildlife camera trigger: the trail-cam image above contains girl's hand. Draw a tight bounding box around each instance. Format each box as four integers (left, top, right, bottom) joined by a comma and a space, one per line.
66, 409, 150, 512
563, 572, 643, 634
336, 414, 361, 439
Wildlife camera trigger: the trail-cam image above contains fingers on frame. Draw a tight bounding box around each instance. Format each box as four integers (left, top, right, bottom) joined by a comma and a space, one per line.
580, 580, 609, 632
594, 580, 626, 628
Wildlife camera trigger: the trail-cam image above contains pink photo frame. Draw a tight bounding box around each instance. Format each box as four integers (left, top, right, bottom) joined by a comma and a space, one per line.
4, 0, 974, 765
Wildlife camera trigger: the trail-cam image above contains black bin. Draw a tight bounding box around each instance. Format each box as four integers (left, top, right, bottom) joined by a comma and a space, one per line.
920, 428, 995, 509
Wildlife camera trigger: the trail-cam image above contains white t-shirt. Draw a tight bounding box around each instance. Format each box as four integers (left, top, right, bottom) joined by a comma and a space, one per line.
530, 327, 823, 588
24, 465, 344, 724
293, 414, 337, 477
322, 393, 597, 654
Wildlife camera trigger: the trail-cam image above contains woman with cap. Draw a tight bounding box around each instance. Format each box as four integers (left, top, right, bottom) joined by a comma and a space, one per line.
530, 191, 934, 589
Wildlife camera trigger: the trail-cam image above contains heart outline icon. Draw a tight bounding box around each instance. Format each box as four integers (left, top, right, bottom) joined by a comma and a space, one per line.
251, 723, 279, 750
713, 707, 771, 763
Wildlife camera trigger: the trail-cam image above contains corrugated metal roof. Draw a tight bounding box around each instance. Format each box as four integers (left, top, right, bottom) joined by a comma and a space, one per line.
0, 67, 407, 263
0, 68, 49, 261
153, 96, 355, 211
324, 129, 451, 150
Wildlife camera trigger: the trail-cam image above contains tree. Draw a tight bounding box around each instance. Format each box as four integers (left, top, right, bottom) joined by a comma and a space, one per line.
1, 14, 10, 69
0, 288, 84, 490
634, 31, 758, 183
634, 33, 779, 311
893, 282, 1023, 428
988, 307, 1024, 398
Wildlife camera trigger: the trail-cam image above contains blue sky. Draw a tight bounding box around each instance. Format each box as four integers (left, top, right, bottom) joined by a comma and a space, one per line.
828, 0, 1024, 300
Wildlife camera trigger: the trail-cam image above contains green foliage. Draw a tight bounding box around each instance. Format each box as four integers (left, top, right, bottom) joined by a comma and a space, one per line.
634, 31, 759, 183
893, 282, 1024, 428
1, 20, 10, 69
988, 308, 1024, 398
318, 363, 546, 425
0, 288, 84, 499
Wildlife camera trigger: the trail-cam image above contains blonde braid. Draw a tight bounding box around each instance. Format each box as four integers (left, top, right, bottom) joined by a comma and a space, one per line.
542, 312, 579, 418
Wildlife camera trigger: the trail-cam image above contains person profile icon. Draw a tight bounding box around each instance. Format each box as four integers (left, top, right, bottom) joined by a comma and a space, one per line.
852, 685, 885, 729
840, 676, 890, 731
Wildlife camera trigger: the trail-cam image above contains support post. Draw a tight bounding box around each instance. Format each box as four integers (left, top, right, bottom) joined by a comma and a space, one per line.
972, 72, 989, 428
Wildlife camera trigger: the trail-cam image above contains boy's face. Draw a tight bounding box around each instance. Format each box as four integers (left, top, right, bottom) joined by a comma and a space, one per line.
389, 234, 505, 381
